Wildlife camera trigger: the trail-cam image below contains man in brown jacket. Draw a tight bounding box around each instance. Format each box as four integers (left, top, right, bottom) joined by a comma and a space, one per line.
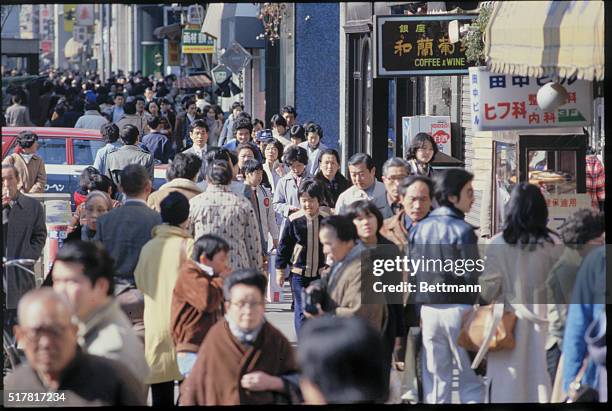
179, 269, 300, 405
147, 152, 203, 212
2, 131, 47, 193
171, 234, 231, 377
380, 175, 434, 249
378, 175, 434, 402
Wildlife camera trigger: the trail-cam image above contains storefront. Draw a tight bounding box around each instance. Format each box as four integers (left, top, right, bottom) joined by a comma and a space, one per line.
473, 0, 605, 236
341, 2, 478, 177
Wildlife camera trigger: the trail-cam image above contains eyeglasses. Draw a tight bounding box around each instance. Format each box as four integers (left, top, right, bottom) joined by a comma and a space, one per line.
386, 175, 407, 182
229, 300, 264, 310
21, 325, 68, 341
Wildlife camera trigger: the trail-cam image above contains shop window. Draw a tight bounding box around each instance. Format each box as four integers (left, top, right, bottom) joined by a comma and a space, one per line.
527, 150, 577, 195
493, 142, 517, 233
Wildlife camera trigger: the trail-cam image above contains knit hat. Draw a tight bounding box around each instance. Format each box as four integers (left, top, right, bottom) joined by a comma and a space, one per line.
85, 90, 97, 104
160, 191, 190, 226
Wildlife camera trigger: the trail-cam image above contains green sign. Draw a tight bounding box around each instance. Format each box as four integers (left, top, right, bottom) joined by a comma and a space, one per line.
181, 29, 214, 54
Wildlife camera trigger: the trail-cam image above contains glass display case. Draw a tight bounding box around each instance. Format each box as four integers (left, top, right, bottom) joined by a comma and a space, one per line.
491, 132, 587, 234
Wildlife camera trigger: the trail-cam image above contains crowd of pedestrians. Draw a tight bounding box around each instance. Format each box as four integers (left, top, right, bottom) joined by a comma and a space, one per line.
1, 68, 607, 406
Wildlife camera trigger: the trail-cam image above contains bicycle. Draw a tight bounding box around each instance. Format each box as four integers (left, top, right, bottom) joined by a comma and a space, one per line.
3, 258, 38, 377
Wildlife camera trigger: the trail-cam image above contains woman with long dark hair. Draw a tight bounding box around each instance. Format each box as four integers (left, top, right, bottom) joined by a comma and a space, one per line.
345, 200, 406, 393
405, 132, 437, 178
479, 183, 562, 403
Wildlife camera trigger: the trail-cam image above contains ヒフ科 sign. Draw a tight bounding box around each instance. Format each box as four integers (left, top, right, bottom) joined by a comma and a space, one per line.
375, 14, 476, 77
469, 66, 593, 131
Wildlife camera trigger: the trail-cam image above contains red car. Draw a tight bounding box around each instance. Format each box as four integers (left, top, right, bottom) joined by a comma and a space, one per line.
2, 127, 167, 205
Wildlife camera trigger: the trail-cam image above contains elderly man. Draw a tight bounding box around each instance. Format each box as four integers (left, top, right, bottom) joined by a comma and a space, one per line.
2, 163, 47, 337
379, 175, 434, 402
335, 153, 391, 218
51, 241, 149, 387
381, 157, 411, 216
380, 175, 434, 249
5, 288, 146, 406
179, 269, 300, 405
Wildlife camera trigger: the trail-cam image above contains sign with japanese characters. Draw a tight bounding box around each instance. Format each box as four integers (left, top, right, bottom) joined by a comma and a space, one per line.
375, 14, 476, 77
544, 194, 591, 232
469, 66, 593, 131
181, 29, 214, 54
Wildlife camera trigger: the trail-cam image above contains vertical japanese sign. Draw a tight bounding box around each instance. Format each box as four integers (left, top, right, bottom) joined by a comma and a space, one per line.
63, 5, 77, 33
469, 66, 593, 131
181, 29, 215, 54
375, 14, 476, 77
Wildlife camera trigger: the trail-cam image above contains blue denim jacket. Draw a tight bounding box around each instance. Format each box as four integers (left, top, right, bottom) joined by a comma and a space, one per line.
562, 246, 605, 392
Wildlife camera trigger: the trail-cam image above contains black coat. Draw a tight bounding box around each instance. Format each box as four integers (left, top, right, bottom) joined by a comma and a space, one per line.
314, 171, 351, 208
276, 210, 329, 278
3, 193, 47, 309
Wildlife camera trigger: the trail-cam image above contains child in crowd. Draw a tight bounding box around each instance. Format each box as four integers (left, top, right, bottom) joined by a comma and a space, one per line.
171, 234, 231, 378
276, 178, 328, 337
242, 159, 279, 255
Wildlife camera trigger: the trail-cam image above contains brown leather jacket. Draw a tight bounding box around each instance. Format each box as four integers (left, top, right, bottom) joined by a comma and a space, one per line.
380, 210, 409, 249
170, 259, 225, 353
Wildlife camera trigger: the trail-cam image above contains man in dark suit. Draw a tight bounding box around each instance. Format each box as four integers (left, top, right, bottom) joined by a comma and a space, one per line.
94, 164, 162, 339
2, 163, 47, 338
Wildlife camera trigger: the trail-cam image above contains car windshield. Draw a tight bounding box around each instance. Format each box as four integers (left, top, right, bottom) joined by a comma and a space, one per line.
73, 139, 105, 165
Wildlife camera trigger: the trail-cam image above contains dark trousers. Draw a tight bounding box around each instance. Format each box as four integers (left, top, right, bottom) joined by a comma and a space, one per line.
547, 343, 562, 384
151, 381, 175, 407
290, 274, 319, 338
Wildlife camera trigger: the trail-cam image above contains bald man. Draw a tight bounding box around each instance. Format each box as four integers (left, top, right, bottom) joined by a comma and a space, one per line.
5, 288, 146, 406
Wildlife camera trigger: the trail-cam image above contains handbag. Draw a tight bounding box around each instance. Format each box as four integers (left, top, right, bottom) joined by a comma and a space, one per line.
457, 304, 517, 368
566, 359, 599, 403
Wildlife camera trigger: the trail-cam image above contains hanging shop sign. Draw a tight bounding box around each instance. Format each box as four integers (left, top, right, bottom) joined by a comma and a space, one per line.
469, 66, 593, 131
181, 29, 214, 54
375, 14, 476, 77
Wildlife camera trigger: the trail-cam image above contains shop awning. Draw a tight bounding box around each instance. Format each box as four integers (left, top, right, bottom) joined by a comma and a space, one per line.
153, 23, 183, 41
64, 38, 83, 59
431, 151, 464, 167
201, 3, 264, 50
485, 1, 604, 81
174, 74, 212, 90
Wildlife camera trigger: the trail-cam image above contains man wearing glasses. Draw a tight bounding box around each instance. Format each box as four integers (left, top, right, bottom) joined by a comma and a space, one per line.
381, 157, 411, 216
180, 269, 300, 405
5, 288, 146, 406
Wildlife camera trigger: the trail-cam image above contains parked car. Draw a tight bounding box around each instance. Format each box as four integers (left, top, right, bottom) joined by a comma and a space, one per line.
1, 127, 168, 208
